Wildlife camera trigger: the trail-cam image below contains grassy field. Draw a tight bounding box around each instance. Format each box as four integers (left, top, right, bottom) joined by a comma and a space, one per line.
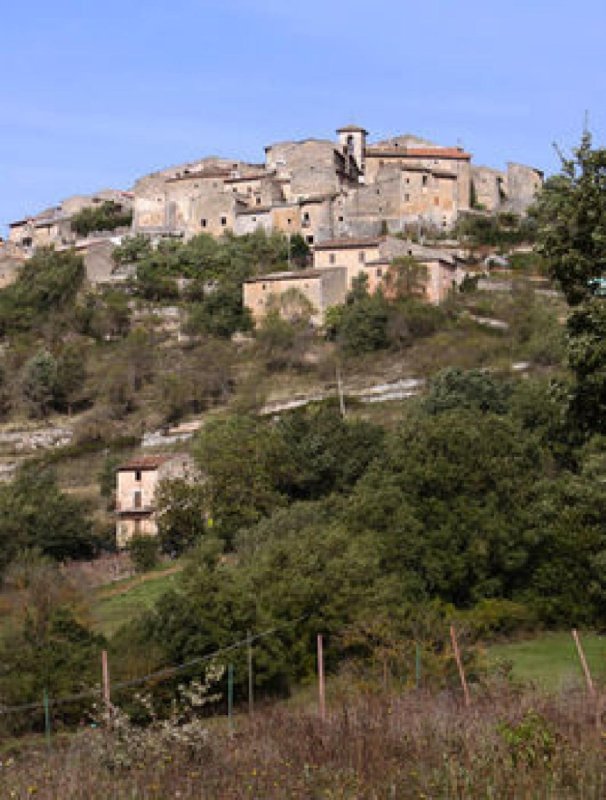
91, 565, 182, 637
488, 631, 606, 690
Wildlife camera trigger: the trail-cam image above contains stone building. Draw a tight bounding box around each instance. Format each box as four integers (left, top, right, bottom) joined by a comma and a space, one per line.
243, 234, 467, 324
115, 453, 196, 548
243, 267, 347, 326
8, 190, 133, 254
470, 163, 543, 213
9, 123, 543, 259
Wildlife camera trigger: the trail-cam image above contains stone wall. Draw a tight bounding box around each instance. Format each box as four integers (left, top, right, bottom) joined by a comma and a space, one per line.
505, 163, 543, 214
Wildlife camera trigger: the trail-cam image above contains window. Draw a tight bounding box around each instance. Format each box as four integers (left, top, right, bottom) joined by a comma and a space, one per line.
338, 215, 344, 222
358, 251, 366, 263
376, 189, 381, 195
252, 216, 256, 223
306, 235, 314, 244
135, 470, 141, 482
22, 237, 33, 247
422, 175, 428, 187
134, 519, 141, 535
376, 268, 383, 277
287, 218, 292, 224
134, 490, 142, 509
329, 253, 336, 264
256, 198, 262, 205
404, 194, 410, 201
221, 216, 227, 226
200, 218, 207, 228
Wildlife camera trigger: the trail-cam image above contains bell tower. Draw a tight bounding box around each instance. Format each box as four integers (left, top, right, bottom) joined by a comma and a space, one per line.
337, 124, 368, 176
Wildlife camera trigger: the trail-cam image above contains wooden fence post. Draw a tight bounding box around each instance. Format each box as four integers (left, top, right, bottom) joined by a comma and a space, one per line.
101, 649, 111, 723
247, 630, 254, 717
317, 634, 326, 720
572, 629, 595, 696
450, 625, 470, 707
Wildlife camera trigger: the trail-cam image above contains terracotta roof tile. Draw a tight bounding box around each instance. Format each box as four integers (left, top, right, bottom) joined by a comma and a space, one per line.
313, 236, 383, 250
118, 455, 173, 471
366, 146, 471, 160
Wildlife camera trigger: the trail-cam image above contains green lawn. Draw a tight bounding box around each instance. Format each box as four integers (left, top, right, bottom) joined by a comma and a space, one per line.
92, 567, 182, 638
487, 631, 606, 691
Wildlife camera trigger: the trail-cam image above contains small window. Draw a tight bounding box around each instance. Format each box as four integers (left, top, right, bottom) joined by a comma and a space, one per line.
252, 216, 256, 223
303, 212, 310, 222
287, 218, 292, 224
134, 490, 142, 509
200, 218, 207, 228
358, 251, 366, 263
22, 237, 33, 247
376, 189, 380, 195
306, 235, 314, 244
221, 216, 227, 226
135, 470, 141, 482
338, 215, 344, 222
256, 197, 262, 205
329, 253, 336, 264
404, 194, 410, 201
376, 268, 383, 277
422, 175, 428, 187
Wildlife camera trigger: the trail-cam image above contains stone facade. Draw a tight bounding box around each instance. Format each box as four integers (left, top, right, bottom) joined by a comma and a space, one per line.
115, 453, 196, 548
8, 124, 543, 259
243, 267, 347, 326
243, 234, 467, 325
8, 190, 133, 254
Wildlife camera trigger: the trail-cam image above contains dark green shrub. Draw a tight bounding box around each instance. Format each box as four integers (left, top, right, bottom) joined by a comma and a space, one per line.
129, 534, 159, 573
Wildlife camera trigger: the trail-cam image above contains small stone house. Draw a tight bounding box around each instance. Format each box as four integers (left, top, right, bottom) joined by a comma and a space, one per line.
115, 453, 195, 548
312, 235, 467, 302
243, 267, 347, 326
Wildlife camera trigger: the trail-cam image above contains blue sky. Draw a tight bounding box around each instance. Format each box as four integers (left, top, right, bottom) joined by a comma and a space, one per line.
1, 0, 605, 234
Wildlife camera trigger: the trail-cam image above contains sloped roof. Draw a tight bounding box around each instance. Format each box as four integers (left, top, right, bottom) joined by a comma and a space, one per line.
118, 455, 174, 471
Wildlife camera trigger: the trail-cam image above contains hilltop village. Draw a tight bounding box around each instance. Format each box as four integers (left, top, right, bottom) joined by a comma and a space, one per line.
1, 125, 542, 318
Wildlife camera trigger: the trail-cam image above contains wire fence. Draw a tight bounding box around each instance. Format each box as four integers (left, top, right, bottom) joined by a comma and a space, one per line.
0, 614, 309, 717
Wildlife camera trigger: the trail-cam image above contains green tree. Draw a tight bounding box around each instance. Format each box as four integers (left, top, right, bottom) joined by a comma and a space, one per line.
129, 534, 160, 573
20, 350, 57, 417
54, 342, 88, 414
347, 411, 549, 606
424, 367, 511, 415
156, 479, 207, 556
71, 201, 132, 237
533, 132, 606, 306
193, 415, 289, 546
533, 132, 606, 434
0, 248, 85, 335
0, 466, 95, 577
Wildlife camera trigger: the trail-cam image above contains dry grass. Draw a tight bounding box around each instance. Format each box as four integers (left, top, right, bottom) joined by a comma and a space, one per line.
2, 684, 604, 798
